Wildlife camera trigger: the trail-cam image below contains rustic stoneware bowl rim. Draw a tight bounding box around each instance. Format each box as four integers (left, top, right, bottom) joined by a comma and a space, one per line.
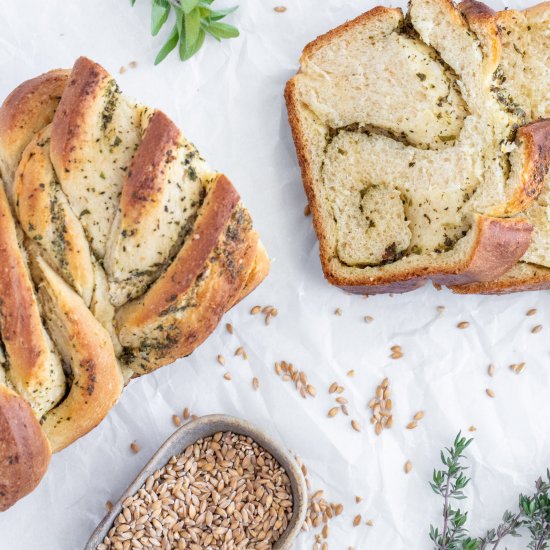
84, 413, 308, 550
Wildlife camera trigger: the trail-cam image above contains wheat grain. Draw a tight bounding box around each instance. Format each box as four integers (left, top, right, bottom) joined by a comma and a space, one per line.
103, 432, 293, 549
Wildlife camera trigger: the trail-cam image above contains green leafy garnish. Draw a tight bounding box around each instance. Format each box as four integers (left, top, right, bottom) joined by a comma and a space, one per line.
430, 433, 550, 549
130, 0, 239, 64
429, 433, 476, 550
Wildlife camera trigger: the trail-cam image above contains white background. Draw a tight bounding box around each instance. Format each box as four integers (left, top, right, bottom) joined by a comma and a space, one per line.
0, 0, 548, 549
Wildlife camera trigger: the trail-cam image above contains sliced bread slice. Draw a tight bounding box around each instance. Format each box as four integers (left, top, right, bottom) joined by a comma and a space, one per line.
285, 0, 550, 293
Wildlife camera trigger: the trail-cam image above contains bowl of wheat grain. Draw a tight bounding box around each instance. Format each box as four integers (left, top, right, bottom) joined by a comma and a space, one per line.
86, 414, 308, 550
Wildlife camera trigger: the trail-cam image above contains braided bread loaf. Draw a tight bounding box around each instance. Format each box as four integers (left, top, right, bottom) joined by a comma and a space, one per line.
0, 57, 268, 510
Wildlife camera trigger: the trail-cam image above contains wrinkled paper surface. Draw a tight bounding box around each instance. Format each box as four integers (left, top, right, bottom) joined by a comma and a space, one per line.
0, 0, 548, 548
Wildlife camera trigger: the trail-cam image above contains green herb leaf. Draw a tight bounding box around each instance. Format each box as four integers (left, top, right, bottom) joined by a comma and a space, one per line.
174, 5, 185, 35
179, 0, 201, 15
430, 435, 550, 550
184, 7, 201, 50
206, 21, 239, 40
151, 0, 171, 36
154, 23, 179, 65
131, 0, 240, 64
180, 28, 205, 61
208, 6, 238, 21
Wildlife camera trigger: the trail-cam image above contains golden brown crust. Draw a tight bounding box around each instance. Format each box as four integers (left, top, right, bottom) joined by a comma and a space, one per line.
300, 6, 402, 62
453, 266, 550, 294
284, 78, 333, 280
36, 258, 122, 453
118, 215, 258, 373
0, 184, 63, 415
124, 214, 257, 374
523, 1, 550, 19
439, 216, 533, 283
119, 110, 180, 224
117, 174, 240, 327
516, 120, 550, 204
459, 0, 501, 71
49, 57, 111, 172
0, 69, 69, 200
459, 0, 496, 19
116, 175, 258, 373
14, 125, 95, 305
0, 385, 50, 511
0, 185, 45, 376
229, 239, 270, 308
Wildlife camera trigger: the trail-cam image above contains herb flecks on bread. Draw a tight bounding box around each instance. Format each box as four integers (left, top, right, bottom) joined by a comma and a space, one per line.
0, 57, 268, 510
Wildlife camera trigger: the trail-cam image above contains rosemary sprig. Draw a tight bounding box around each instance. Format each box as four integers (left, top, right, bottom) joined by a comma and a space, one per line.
129, 0, 239, 64
430, 434, 550, 550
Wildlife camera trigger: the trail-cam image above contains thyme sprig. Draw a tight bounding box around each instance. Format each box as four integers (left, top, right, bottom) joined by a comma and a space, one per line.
477, 510, 522, 549
521, 473, 550, 550
430, 434, 550, 550
129, 0, 239, 64
429, 432, 477, 550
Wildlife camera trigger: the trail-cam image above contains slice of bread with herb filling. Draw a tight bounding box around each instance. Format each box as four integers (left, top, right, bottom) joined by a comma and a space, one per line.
285, 0, 550, 294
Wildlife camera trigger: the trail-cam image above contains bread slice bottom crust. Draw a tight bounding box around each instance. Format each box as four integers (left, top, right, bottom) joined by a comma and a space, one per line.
333, 215, 533, 294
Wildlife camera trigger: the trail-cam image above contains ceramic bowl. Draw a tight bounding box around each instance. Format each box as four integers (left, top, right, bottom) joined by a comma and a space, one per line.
85, 414, 308, 550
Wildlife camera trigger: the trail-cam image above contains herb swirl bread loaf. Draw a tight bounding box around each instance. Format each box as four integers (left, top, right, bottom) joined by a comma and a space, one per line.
0, 57, 268, 510
285, 0, 550, 294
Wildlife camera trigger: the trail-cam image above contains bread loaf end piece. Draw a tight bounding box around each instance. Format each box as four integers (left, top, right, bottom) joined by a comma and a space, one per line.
0, 384, 51, 512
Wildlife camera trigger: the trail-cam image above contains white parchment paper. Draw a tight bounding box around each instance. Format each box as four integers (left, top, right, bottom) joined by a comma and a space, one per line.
0, 1, 549, 548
